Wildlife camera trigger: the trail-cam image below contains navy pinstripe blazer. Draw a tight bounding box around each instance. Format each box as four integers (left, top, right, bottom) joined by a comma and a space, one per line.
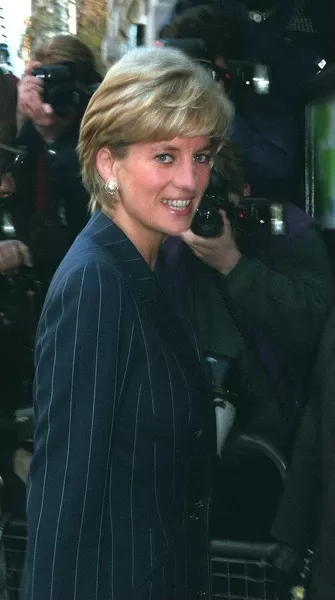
24, 211, 215, 600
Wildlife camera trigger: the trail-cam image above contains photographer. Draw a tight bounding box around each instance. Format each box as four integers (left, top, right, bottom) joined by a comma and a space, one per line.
0, 69, 17, 201
0, 69, 32, 273
271, 305, 335, 600
0, 68, 35, 519
163, 141, 332, 460
13, 35, 102, 287
160, 4, 301, 203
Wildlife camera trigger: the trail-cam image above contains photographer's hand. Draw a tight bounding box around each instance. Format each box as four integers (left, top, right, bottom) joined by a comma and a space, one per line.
0, 173, 15, 199
17, 61, 54, 134
181, 210, 241, 275
0, 240, 32, 274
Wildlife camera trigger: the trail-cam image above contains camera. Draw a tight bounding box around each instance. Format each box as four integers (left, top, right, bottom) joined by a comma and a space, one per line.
191, 169, 285, 238
31, 62, 83, 118
160, 38, 270, 95
219, 60, 270, 95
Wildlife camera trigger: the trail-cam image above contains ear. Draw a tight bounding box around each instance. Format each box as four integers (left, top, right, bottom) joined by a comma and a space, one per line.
96, 147, 118, 184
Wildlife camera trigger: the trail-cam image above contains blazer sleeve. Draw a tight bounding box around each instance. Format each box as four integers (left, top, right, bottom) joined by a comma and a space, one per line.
24, 261, 131, 599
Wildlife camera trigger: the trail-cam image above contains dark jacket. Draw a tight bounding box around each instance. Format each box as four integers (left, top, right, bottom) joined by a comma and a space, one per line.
163, 205, 332, 455
230, 93, 300, 203
14, 119, 89, 238
11, 119, 89, 283
25, 211, 215, 599
272, 306, 335, 600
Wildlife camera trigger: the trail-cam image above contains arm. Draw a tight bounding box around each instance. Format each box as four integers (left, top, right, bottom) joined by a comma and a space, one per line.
272, 308, 335, 551
221, 227, 332, 354
0, 240, 32, 273
182, 218, 332, 356
25, 261, 129, 599
271, 396, 321, 550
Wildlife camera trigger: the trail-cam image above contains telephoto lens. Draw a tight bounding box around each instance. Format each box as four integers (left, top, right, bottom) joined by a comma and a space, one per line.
235, 199, 286, 236
191, 169, 228, 238
191, 168, 286, 238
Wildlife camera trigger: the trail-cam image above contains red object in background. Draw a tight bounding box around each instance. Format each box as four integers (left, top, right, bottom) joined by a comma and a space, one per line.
35, 152, 47, 214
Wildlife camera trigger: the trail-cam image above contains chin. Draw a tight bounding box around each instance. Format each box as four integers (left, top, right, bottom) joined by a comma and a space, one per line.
166, 218, 194, 237
165, 225, 191, 237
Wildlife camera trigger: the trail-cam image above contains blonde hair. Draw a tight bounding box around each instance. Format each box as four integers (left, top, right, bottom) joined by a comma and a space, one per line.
34, 35, 98, 85
78, 45, 233, 212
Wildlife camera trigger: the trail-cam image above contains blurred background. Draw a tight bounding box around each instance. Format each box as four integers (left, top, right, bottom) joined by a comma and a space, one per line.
0, 0, 175, 77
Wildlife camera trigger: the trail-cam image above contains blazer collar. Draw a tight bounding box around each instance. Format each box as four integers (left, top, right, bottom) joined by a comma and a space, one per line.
81, 210, 159, 299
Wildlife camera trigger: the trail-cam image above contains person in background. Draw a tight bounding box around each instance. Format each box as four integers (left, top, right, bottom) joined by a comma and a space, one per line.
164, 138, 332, 459
0, 69, 32, 272
271, 303, 335, 600
0, 68, 34, 520
159, 3, 314, 205
172, 1, 335, 86
0, 69, 17, 201
161, 133, 332, 540
24, 46, 232, 599
241, 0, 335, 66
12, 35, 102, 289
160, 5, 300, 203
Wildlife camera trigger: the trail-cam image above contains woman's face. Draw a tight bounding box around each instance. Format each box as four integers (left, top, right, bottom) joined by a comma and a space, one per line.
106, 135, 212, 243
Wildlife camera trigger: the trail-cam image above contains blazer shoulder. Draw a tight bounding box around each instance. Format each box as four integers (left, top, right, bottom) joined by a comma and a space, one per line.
44, 239, 127, 316
57, 234, 122, 279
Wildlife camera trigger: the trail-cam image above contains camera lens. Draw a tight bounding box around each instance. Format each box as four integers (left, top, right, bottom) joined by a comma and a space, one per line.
191, 210, 223, 238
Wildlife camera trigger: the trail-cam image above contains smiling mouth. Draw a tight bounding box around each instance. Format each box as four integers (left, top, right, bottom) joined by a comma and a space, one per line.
162, 199, 192, 211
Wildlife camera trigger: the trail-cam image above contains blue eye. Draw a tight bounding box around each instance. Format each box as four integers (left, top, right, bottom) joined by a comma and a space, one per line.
194, 153, 212, 164
156, 154, 173, 163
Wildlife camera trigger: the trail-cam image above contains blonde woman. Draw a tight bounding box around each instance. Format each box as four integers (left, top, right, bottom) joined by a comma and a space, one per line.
24, 46, 232, 599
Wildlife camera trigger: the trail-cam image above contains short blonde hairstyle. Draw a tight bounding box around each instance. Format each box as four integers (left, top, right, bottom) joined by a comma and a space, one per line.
78, 46, 233, 212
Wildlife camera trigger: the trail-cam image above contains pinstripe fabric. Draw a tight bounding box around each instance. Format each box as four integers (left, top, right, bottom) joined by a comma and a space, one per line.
24, 211, 215, 600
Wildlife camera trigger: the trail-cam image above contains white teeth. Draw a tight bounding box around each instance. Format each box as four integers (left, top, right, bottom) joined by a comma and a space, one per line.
162, 199, 191, 209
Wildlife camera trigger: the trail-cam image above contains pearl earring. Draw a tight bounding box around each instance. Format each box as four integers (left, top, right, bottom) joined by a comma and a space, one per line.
104, 179, 119, 196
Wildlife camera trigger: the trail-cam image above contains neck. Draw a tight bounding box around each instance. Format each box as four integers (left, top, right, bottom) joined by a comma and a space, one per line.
103, 207, 164, 270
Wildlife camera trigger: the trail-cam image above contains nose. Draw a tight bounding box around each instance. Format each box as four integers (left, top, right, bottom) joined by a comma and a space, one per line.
173, 160, 197, 193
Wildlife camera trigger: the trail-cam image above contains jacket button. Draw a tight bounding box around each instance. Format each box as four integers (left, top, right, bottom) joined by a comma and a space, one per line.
195, 429, 203, 439
196, 591, 207, 597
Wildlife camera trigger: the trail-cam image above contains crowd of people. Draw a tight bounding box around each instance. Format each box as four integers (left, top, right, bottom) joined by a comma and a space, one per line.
0, 1, 335, 598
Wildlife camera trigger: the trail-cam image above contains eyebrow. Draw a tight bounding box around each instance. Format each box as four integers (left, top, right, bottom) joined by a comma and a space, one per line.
154, 144, 212, 153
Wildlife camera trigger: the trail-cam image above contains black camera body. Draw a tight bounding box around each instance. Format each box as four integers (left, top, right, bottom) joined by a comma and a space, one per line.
32, 61, 83, 118
219, 60, 270, 95
191, 169, 285, 238
160, 38, 270, 95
